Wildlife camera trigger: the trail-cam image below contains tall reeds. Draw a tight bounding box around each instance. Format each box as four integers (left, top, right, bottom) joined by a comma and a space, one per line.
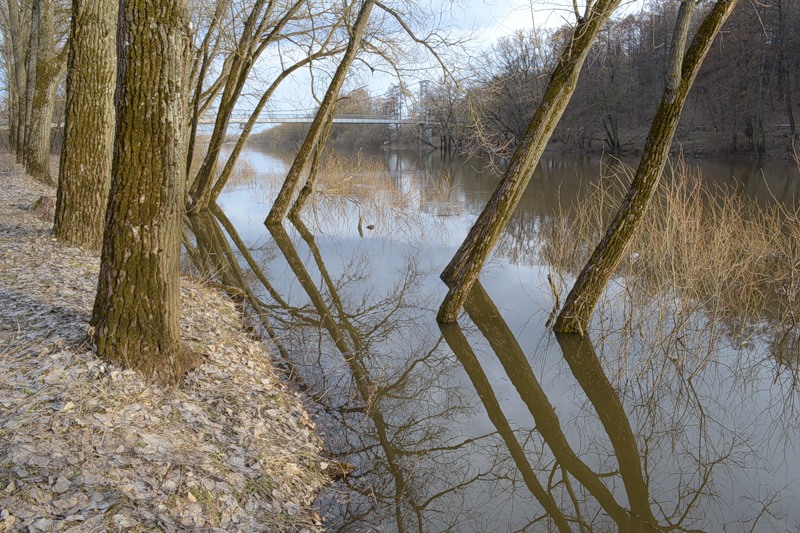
542, 158, 800, 347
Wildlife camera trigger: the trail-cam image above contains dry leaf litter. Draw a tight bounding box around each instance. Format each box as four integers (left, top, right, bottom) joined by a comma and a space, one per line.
0, 154, 329, 532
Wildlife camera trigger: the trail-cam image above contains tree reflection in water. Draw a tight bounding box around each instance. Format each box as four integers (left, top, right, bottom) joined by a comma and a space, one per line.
444, 280, 798, 531
183, 204, 800, 531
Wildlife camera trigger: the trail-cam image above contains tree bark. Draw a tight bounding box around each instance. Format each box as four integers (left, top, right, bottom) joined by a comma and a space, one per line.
24, 0, 62, 185
54, 0, 117, 250
91, 0, 195, 384
436, 0, 622, 323
554, 0, 739, 334
265, 0, 375, 224
5, 0, 31, 157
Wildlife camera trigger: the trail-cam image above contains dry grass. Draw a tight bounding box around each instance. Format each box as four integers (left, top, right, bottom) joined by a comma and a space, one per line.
542, 158, 800, 344
223, 157, 260, 188
242, 150, 457, 241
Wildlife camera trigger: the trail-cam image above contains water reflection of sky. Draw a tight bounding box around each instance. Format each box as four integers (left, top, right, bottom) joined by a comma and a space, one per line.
203, 145, 800, 531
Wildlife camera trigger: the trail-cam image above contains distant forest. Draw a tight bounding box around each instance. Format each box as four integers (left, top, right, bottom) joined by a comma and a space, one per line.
258, 0, 799, 159
432, 0, 799, 158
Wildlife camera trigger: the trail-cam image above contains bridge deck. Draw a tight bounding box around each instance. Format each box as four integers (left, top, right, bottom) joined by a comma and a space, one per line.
198, 113, 428, 125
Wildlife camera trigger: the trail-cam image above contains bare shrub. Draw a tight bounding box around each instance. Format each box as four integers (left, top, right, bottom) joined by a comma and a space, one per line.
542, 158, 800, 343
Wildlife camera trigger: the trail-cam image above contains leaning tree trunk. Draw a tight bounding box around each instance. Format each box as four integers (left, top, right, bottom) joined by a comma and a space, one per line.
54, 0, 117, 250
436, 0, 622, 323
265, 0, 375, 224
91, 0, 195, 385
554, 0, 739, 334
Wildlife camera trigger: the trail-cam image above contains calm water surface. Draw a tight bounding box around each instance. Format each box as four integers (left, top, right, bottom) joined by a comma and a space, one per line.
189, 146, 800, 531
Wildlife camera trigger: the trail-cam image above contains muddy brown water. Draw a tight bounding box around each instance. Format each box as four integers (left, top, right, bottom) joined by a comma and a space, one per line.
190, 146, 800, 532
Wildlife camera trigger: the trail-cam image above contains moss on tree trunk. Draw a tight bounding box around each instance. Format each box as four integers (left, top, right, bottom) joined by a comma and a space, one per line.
91, 0, 195, 385
554, 0, 739, 334
436, 0, 622, 323
54, 0, 117, 250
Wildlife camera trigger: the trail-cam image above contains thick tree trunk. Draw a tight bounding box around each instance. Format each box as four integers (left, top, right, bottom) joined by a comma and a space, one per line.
554, 0, 739, 334
265, 0, 375, 224
54, 0, 117, 250
91, 0, 195, 385
436, 0, 621, 323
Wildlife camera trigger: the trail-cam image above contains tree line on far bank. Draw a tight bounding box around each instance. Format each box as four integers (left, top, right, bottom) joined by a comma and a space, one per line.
0, 0, 747, 386
424, 0, 799, 159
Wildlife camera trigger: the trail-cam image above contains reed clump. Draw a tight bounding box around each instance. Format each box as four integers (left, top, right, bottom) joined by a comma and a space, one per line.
542, 159, 800, 340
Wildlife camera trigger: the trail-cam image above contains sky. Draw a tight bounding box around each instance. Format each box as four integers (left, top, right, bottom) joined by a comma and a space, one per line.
261, 0, 645, 114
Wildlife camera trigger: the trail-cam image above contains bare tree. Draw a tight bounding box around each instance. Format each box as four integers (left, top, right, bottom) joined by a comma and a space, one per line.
266, 0, 376, 224
185, 0, 345, 212
554, 0, 740, 334
436, 0, 622, 323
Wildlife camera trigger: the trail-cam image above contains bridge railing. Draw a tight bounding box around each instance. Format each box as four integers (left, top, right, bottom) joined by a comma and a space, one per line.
198, 110, 431, 125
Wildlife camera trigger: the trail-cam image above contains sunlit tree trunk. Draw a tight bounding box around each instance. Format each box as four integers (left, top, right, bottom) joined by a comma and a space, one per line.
91, 0, 195, 384
436, 0, 622, 323
554, 0, 739, 334
265, 0, 375, 224
54, 0, 117, 249
25, 0, 63, 185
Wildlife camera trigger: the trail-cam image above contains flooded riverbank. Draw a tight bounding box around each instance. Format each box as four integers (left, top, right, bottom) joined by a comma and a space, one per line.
191, 145, 800, 531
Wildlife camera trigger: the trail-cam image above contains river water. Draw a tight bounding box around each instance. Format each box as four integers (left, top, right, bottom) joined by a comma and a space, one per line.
189, 146, 800, 532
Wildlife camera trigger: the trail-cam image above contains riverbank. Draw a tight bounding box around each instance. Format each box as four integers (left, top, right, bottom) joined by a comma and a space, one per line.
0, 153, 329, 532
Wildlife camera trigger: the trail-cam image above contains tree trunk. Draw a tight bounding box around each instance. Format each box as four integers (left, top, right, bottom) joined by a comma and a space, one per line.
187, 0, 309, 212
265, 0, 375, 224
25, 0, 60, 185
54, 0, 117, 250
554, 0, 739, 334
208, 49, 337, 205
22, 0, 40, 167
5, 0, 30, 157
288, 109, 335, 219
436, 0, 622, 323
91, 0, 195, 385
